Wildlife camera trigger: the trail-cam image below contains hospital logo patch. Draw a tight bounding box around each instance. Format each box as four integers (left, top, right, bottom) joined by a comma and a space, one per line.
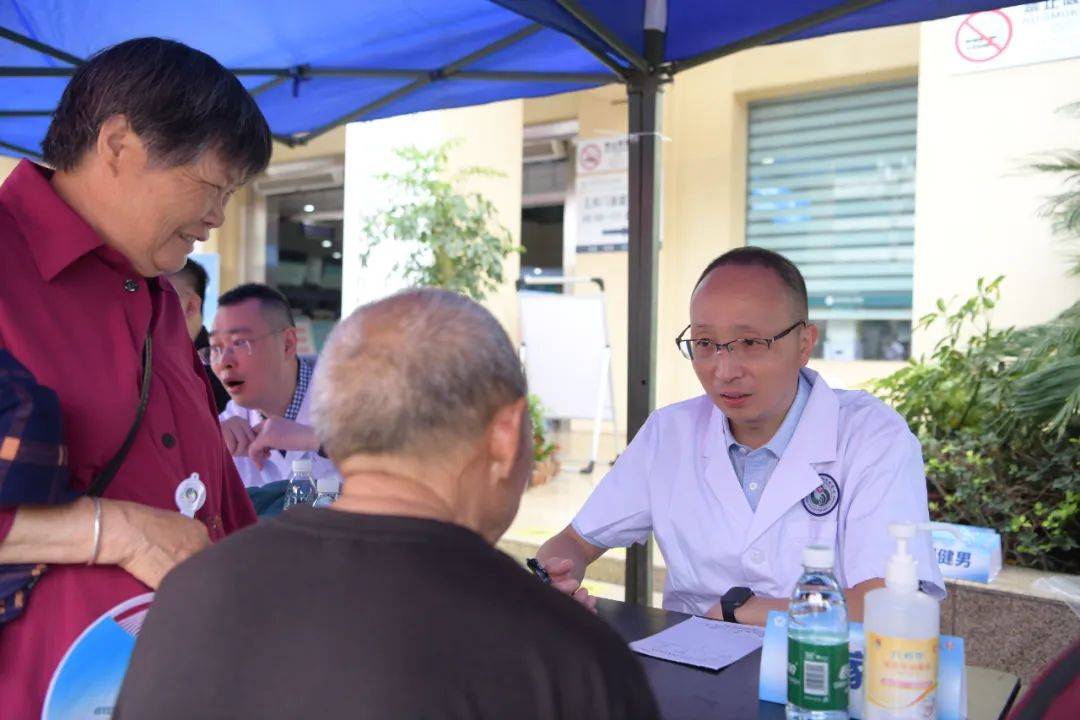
802, 474, 840, 516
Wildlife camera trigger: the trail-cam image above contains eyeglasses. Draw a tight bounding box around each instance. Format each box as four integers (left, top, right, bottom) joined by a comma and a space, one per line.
675, 320, 806, 362
198, 328, 285, 365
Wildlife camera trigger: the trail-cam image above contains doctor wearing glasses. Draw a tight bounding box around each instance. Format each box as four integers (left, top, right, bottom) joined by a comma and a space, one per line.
536, 247, 943, 624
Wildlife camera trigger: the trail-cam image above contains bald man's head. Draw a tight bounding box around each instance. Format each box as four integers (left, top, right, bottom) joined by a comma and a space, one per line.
311, 288, 528, 462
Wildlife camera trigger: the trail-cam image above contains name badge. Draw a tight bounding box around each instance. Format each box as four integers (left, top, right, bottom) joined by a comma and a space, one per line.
175, 472, 207, 518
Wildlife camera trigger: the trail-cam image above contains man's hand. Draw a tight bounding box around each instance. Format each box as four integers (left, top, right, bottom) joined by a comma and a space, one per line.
543, 556, 598, 612
247, 416, 319, 469
221, 416, 256, 458
97, 500, 212, 589
535, 526, 605, 612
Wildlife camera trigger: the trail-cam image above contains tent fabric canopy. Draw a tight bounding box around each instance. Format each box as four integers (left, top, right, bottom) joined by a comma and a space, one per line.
1, 0, 1019, 159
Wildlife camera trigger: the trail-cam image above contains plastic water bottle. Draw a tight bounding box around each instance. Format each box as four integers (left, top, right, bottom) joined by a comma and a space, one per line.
787, 545, 849, 720
312, 476, 340, 508
283, 459, 315, 509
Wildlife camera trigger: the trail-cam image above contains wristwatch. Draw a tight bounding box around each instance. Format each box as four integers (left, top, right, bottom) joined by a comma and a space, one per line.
720, 586, 753, 623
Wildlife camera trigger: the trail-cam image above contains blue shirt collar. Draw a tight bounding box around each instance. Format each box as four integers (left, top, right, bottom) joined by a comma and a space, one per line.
724, 370, 812, 458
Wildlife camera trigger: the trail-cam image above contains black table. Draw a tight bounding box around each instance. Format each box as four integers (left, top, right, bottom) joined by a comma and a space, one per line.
595, 598, 1021, 720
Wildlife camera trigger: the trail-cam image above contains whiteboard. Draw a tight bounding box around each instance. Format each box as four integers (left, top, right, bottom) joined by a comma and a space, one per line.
518, 290, 614, 421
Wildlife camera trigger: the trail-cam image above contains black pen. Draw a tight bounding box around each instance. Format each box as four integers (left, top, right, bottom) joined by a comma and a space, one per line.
526, 557, 550, 584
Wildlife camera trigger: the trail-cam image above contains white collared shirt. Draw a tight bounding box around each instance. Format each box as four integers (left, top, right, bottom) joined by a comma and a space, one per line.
571, 369, 945, 616
218, 356, 340, 490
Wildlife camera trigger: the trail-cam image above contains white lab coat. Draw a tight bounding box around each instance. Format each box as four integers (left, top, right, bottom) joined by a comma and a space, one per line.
218, 379, 340, 490
572, 368, 944, 616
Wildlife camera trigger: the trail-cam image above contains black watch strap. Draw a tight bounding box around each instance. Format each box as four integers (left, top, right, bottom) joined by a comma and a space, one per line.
720, 586, 753, 623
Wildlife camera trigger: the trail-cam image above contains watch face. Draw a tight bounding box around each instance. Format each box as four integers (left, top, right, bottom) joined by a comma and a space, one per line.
725, 587, 753, 606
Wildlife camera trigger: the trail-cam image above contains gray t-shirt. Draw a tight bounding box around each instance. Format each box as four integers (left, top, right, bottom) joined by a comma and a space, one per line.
115, 506, 658, 720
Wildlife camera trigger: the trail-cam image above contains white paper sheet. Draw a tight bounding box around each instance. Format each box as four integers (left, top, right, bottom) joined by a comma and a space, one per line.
629, 616, 765, 671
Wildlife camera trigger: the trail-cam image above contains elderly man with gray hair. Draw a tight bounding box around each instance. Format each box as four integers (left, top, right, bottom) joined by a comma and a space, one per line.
116, 288, 658, 720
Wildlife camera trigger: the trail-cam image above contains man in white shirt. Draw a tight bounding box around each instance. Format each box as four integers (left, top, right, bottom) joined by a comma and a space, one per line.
536, 247, 943, 625
205, 283, 338, 488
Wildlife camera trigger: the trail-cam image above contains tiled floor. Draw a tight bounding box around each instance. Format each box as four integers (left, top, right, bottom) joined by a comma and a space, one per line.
506, 465, 602, 550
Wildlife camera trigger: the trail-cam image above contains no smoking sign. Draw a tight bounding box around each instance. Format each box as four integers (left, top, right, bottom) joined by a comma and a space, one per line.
578, 142, 602, 172
955, 10, 1013, 63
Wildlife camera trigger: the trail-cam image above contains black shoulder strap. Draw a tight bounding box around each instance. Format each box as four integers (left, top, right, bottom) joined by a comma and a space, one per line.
87, 332, 152, 497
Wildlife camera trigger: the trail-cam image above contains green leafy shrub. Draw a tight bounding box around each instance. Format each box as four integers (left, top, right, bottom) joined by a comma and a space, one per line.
359, 141, 519, 302
872, 279, 1079, 573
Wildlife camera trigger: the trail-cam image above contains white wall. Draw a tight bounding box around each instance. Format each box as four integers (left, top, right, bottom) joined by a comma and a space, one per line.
342, 101, 523, 335
0, 155, 18, 183
913, 19, 1080, 355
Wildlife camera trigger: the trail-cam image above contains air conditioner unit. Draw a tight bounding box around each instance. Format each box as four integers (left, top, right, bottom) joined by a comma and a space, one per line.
523, 139, 568, 164
253, 158, 345, 195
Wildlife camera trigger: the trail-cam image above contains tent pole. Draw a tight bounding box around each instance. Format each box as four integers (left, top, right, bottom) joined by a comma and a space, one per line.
623, 66, 665, 609
0, 26, 82, 65
0, 138, 42, 159
249, 76, 289, 97
0, 67, 74, 76
294, 23, 547, 145
673, 0, 888, 73
553, 0, 649, 73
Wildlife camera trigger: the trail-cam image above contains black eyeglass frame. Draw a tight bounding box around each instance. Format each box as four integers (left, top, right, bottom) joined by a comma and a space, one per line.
674, 320, 807, 360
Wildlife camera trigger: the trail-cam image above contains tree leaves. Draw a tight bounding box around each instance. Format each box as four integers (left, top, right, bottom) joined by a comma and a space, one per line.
359, 140, 521, 301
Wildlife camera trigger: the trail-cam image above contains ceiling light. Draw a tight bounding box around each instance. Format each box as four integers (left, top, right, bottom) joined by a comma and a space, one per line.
332, 251, 342, 260
321, 240, 332, 248
303, 203, 315, 212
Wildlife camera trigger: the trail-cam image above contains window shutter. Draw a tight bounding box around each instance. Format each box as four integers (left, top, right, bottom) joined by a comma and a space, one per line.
747, 82, 917, 320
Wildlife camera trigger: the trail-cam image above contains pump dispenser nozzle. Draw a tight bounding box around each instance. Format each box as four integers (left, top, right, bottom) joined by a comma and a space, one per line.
885, 523, 920, 591
864, 525, 942, 717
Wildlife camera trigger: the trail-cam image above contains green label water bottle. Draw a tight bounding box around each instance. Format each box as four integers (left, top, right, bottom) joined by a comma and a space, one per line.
786, 545, 849, 719
787, 637, 849, 712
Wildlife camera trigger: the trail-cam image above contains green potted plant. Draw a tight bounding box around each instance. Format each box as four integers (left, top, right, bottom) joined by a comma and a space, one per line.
359, 141, 558, 483
527, 393, 560, 487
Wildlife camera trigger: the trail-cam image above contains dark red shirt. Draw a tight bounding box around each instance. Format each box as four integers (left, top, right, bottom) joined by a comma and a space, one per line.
0, 159, 256, 717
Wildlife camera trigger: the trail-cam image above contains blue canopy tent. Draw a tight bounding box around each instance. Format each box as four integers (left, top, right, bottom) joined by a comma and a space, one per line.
1, 0, 1024, 604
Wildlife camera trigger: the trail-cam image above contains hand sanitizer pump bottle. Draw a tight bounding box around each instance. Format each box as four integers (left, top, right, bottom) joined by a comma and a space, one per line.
863, 523, 940, 719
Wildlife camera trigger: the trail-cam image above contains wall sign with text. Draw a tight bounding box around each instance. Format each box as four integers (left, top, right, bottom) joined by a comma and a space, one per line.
944, 2, 1080, 74
575, 137, 629, 253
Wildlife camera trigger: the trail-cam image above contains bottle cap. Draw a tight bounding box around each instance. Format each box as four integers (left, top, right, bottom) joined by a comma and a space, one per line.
316, 476, 340, 494
291, 459, 313, 474
802, 544, 834, 569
